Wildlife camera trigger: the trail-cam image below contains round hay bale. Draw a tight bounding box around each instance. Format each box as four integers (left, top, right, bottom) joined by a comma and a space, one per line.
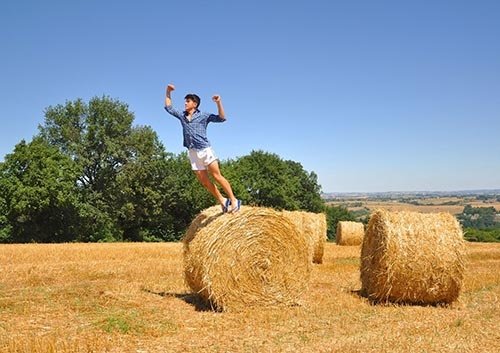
360, 209, 466, 304
291, 211, 326, 264
282, 210, 314, 262
183, 206, 311, 311
310, 213, 327, 264
336, 221, 364, 246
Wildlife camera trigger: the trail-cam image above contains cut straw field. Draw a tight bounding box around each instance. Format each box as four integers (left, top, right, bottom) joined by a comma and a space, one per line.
1, 242, 499, 353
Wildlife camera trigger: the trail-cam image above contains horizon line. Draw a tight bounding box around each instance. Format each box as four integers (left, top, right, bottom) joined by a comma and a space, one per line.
322, 188, 500, 194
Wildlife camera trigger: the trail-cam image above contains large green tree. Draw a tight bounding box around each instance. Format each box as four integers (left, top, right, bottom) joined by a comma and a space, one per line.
222, 150, 324, 212
39, 96, 134, 194
37, 96, 180, 241
0, 138, 82, 242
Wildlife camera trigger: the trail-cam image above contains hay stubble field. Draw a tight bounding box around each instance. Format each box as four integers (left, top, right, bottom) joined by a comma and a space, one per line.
1, 242, 499, 353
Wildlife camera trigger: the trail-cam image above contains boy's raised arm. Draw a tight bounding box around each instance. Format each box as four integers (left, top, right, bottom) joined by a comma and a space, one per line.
165, 84, 175, 107
212, 95, 225, 120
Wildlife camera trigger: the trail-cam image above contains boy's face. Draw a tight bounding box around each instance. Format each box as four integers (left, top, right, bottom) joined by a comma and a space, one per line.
184, 98, 198, 111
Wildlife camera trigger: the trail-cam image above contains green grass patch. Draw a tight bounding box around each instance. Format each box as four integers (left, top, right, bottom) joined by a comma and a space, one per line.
464, 228, 500, 242
95, 309, 144, 334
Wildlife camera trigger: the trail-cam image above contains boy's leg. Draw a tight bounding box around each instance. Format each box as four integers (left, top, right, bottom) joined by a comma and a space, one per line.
207, 160, 238, 210
194, 169, 226, 206
189, 148, 229, 210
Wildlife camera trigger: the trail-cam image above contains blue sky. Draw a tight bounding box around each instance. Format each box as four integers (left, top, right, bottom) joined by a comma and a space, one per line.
1, 0, 499, 192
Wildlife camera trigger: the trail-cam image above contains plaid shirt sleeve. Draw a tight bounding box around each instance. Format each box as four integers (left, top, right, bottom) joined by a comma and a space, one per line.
164, 105, 183, 120
207, 114, 225, 123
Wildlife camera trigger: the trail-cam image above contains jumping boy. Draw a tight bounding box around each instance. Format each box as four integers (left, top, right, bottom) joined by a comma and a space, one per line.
164, 83, 240, 213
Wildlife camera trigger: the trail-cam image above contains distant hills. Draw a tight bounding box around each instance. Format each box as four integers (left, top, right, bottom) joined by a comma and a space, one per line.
322, 189, 500, 200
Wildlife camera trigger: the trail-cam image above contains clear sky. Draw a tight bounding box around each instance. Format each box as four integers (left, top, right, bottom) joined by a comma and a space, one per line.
1, 0, 499, 193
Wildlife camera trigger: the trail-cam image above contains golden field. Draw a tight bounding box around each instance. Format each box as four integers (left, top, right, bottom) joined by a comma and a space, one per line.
0, 242, 499, 353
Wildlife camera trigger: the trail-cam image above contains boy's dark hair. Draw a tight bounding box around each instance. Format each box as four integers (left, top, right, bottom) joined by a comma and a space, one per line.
184, 94, 201, 108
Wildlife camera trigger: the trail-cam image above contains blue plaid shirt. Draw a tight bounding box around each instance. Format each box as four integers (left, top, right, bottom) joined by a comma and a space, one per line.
164, 105, 225, 150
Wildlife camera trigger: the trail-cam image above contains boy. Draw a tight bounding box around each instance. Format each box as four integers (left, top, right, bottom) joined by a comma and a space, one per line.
164, 83, 240, 213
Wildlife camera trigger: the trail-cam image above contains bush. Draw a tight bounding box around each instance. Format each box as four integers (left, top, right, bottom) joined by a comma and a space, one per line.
463, 228, 500, 242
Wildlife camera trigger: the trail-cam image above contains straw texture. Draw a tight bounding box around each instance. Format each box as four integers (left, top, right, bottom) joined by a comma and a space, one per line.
336, 221, 364, 246
282, 211, 314, 262
360, 209, 466, 304
183, 206, 311, 311
310, 213, 327, 264
283, 211, 327, 264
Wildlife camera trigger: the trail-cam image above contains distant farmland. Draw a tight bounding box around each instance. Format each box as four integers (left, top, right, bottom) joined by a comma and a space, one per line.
327, 196, 500, 215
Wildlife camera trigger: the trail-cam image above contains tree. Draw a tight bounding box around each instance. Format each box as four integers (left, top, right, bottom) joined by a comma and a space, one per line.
104, 126, 168, 241
0, 193, 11, 242
285, 160, 324, 212
112, 130, 214, 241
39, 96, 134, 194
0, 138, 82, 243
158, 152, 214, 240
38, 96, 184, 241
458, 205, 497, 229
222, 150, 324, 212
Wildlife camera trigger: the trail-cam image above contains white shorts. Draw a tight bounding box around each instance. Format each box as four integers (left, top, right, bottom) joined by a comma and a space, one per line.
188, 147, 218, 171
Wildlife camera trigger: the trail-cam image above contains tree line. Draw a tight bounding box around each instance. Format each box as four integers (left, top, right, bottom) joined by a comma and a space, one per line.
458, 205, 500, 242
0, 96, 350, 243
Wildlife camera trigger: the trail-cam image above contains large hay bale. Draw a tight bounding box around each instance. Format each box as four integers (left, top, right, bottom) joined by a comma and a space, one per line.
360, 209, 466, 304
281, 211, 327, 264
282, 210, 314, 261
336, 221, 364, 246
183, 206, 311, 311
311, 213, 327, 264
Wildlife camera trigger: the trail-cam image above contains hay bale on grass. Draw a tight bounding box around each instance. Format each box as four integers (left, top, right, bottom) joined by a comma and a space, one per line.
336, 221, 364, 246
360, 209, 466, 304
283, 211, 326, 264
309, 213, 327, 264
183, 206, 311, 311
282, 210, 314, 262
